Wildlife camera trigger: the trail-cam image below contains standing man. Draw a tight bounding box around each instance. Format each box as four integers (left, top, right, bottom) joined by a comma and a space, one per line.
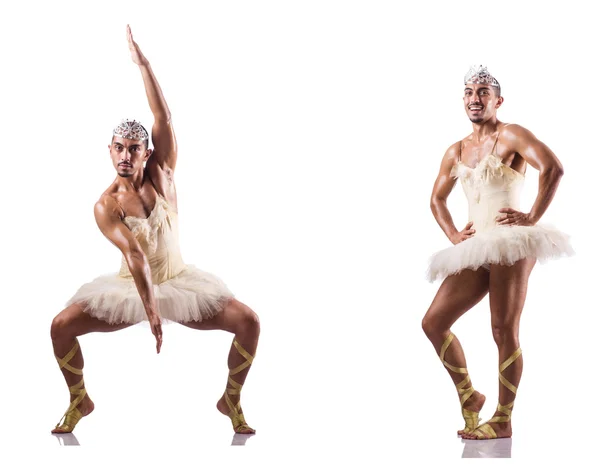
422, 66, 572, 440
51, 26, 259, 435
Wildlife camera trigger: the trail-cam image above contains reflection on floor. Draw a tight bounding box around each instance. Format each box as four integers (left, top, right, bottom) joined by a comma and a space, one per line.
53, 433, 80, 446
52, 431, 254, 447
231, 433, 255, 446
461, 437, 512, 458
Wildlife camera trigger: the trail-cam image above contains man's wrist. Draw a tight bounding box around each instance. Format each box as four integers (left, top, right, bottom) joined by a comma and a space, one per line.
527, 212, 540, 224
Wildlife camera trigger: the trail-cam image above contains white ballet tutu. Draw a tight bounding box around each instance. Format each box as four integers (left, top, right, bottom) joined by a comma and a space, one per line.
426, 224, 574, 282
67, 265, 234, 324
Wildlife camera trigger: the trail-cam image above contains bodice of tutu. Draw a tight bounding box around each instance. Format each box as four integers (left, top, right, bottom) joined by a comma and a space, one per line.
451, 154, 525, 233
118, 196, 187, 284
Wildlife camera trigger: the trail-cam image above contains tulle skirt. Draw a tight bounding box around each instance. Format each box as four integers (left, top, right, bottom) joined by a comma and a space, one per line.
427, 224, 574, 282
66, 265, 234, 324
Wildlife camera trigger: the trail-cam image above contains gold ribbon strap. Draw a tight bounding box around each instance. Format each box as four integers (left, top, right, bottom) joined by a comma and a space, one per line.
439, 333, 480, 433
56, 341, 83, 376
488, 348, 523, 426
498, 348, 522, 395
439, 334, 468, 374
464, 349, 523, 438
456, 375, 475, 406
472, 423, 497, 439
229, 339, 254, 376
225, 339, 255, 433
54, 349, 87, 432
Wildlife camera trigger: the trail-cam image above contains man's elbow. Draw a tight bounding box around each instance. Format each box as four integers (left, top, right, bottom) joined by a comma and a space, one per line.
125, 246, 146, 268
542, 163, 564, 180
156, 113, 172, 124
430, 196, 443, 212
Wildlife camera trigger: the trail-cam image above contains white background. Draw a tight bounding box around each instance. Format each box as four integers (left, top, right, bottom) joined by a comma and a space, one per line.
0, 0, 597, 462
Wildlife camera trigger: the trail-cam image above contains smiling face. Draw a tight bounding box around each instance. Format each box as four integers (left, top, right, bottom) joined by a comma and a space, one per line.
463, 83, 503, 124
109, 136, 151, 177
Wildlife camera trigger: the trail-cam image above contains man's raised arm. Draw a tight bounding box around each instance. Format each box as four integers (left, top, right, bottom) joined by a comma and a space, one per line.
127, 25, 177, 172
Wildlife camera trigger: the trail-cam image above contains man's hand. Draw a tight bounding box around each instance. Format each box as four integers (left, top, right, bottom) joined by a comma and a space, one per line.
148, 311, 163, 354
451, 222, 475, 245
496, 208, 536, 226
127, 25, 148, 66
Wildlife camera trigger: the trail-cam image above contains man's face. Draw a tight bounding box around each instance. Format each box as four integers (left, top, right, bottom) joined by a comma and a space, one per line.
463, 83, 503, 123
109, 136, 151, 177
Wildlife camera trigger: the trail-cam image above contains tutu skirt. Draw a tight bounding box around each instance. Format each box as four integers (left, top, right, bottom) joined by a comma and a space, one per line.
427, 223, 574, 282
67, 265, 234, 324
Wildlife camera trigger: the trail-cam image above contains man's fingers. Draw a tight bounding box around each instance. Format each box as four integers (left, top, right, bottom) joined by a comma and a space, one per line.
153, 329, 162, 354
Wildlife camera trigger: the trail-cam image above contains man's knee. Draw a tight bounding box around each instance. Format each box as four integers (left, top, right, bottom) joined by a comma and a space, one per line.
421, 314, 435, 338
237, 305, 260, 336
422, 312, 446, 340
51, 312, 71, 341
491, 321, 518, 346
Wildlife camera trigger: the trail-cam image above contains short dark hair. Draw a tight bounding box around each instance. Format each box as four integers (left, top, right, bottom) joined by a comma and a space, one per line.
494, 82, 502, 97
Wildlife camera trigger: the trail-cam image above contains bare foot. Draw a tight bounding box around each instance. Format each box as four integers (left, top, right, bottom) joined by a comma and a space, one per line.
217, 394, 255, 434
51, 395, 95, 434
462, 418, 512, 440
457, 391, 486, 436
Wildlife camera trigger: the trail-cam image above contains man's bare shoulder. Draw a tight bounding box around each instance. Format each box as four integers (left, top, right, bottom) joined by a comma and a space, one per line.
500, 122, 535, 140
443, 140, 463, 163
94, 193, 124, 221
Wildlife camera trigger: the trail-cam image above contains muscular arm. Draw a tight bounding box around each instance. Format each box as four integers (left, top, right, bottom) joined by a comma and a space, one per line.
127, 26, 177, 173
94, 197, 157, 317
502, 124, 564, 223
430, 142, 462, 244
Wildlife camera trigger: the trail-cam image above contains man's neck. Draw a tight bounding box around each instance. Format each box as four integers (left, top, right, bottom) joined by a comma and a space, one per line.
471, 118, 501, 142
115, 168, 146, 192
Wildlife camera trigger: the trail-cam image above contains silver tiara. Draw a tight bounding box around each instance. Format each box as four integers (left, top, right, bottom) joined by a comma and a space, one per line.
464, 65, 499, 87
113, 119, 149, 141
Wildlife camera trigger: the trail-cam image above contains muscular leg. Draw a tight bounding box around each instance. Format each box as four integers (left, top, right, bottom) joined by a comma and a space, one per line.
463, 257, 536, 440
422, 268, 490, 435
181, 298, 260, 434
50, 303, 132, 433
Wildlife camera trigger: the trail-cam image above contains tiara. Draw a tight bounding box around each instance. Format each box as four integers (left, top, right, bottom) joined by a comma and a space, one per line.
464, 65, 499, 87
113, 119, 149, 141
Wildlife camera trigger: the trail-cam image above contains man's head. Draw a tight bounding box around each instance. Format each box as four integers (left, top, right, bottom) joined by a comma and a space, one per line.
108, 119, 152, 177
463, 65, 503, 124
